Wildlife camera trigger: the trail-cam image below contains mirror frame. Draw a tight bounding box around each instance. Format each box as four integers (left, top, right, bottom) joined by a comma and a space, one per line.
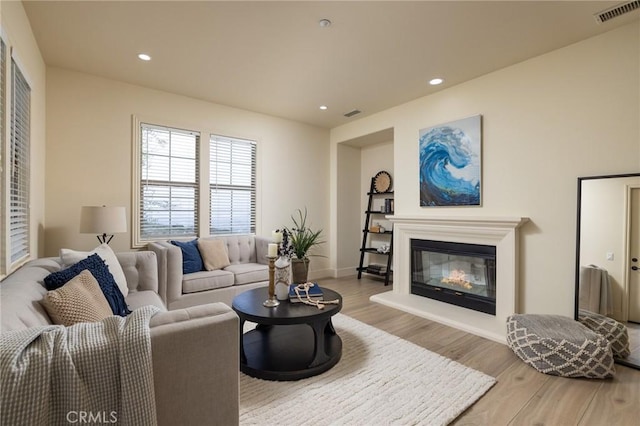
575, 172, 640, 370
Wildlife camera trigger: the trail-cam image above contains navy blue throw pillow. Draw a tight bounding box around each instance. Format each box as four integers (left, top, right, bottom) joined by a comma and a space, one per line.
44, 254, 131, 317
171, 239, 204, 274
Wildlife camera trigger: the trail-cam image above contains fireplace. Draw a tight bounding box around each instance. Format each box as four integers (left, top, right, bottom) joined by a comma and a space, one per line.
370, 215, 528, 343
411, 239, 496, 315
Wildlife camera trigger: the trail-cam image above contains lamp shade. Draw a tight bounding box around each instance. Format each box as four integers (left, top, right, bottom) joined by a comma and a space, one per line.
80, 206, 127, 234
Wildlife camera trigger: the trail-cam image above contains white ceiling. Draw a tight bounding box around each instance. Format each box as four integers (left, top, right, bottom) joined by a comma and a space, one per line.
23, 1, 640, 129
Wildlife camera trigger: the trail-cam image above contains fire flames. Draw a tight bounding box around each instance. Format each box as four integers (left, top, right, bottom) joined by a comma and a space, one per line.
441, 269, 473, 289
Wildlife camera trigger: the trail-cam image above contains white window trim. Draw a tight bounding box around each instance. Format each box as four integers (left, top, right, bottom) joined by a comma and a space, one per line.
0, 36, 7, 279
2, 45, 32, 275
131, 115, 143, 247
132, 115, 202, 247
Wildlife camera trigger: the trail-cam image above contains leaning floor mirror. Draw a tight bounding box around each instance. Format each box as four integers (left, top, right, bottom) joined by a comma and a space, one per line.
575, 172, 640, 370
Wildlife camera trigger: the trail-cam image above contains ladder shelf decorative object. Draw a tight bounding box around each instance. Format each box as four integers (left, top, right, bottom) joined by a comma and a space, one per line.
357, 177, 393, 286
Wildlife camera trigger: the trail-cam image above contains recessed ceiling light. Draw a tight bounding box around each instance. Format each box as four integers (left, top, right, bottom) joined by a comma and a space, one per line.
319, 19, 332, 28
429, 78, 444, 85
319, 105, 328, 110
138, 53, 151, 61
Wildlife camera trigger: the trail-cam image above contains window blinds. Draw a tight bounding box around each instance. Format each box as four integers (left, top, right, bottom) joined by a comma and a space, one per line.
140, 123, 199, 240
0, 39, 5, 271
0, 40, 4, 159
9, 59, 31, 265
210, 135, 256, 235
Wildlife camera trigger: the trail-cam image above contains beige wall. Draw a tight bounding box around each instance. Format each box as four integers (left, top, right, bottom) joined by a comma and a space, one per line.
44, 68, 331, 276
335, 143, 360, 274
333, 139, 394, 277
330, 21, 640, 317
0, 1, 47, 271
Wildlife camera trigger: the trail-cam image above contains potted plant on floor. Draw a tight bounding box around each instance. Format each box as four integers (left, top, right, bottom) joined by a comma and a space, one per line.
283, 207, 324, 283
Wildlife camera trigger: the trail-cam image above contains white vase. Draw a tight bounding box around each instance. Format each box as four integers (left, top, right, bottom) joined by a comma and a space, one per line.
274, 256, 291, 301
275, 281, 290, 301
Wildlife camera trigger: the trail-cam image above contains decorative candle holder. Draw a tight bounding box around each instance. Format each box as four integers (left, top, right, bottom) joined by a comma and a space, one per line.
263, 255, 280, 307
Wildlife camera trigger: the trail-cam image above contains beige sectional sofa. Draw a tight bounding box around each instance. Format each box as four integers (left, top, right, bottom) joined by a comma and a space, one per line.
149, 234, 271, 310
0, 251, 240, 426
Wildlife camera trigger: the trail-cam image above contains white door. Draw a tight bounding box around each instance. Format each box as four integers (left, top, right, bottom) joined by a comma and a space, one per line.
629, 188, 640, 323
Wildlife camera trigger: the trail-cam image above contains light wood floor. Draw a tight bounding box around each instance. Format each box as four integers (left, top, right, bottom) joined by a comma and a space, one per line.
318, 275, 640, 426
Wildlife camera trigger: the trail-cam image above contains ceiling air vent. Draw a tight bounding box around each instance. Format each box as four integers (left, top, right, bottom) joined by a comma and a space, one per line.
344, 109, 361, 118
594, 0, 640, 23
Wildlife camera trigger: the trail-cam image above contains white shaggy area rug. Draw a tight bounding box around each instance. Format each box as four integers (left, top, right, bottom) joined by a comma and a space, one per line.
240, 314, 496, 426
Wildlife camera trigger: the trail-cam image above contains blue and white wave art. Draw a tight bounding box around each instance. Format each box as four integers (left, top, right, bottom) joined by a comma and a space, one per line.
419, 120, 481, 206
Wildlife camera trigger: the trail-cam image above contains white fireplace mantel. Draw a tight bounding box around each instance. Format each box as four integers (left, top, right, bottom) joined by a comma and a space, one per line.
371, 215, 529, 343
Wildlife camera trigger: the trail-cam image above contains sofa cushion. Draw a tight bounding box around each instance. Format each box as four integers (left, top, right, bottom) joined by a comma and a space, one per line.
198, 239, 231, 271
44, 254, 131, 317
182, 270, 235, 294
116, 251, 158, 293
126, 290, 167, 312
41, 270, 113, 326
1, 259, 65, 332
224, 263, 268, 285
60, 243, 129, 297
224, 235, 257, 264
171, 239, 204, 274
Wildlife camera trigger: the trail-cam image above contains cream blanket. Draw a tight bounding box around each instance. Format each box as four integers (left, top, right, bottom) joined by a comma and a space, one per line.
1, 306, 159, 426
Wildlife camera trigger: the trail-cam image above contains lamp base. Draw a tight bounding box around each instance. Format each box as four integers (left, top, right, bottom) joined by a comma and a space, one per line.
96, 233, 115, 244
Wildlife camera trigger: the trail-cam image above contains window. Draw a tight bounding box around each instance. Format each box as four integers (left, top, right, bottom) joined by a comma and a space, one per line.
134, 120, 257, 245
138, 123, 199, 241
210, 135, 256, 235
8, 58, 31, 266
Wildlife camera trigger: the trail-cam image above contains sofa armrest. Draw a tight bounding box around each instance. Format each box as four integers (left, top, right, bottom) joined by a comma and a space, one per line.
148, 241, 183, 307
254, 235, 272, 265
116, 251, 159, 294
149, 303, 239, 426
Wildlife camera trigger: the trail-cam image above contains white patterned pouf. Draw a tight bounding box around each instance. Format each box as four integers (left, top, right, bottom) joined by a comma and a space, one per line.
506, 314, 615, 379
578, 309, 630, 359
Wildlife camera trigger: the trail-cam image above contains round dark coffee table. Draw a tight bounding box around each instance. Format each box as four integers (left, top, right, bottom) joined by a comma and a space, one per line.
232, 286, 342, 381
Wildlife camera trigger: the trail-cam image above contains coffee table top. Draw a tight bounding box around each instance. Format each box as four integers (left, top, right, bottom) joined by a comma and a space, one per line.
232, 286, 342, 325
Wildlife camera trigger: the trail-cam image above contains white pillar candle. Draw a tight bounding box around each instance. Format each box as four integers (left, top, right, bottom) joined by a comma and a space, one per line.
272, 230, 283, 243
268, 243, 278, 257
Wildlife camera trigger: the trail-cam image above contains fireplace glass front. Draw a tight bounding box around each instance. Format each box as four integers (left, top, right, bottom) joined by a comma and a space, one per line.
411, 239, 496, 315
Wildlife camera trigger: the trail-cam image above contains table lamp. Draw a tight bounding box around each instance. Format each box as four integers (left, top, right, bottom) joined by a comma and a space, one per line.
80, 206, 127, 244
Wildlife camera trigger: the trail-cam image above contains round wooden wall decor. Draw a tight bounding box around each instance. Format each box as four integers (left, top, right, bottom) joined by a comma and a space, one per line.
373, 171, 392, 193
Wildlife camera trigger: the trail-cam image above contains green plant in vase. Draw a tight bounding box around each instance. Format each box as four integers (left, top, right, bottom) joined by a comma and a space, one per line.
284, 207, 324, 283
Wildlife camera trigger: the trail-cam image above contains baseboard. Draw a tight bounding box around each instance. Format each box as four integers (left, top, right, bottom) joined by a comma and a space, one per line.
308, 268, 334, 281
307, 267, 358, 280
335, 266, 357, 278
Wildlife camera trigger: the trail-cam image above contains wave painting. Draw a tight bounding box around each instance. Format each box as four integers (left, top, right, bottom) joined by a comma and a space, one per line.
419, 115, 481, 206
